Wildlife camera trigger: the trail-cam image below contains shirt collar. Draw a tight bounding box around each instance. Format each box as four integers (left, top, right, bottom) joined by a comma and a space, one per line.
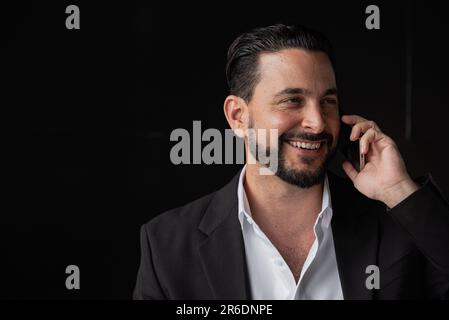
237, 165, 333, 230
237, 165, 251, 229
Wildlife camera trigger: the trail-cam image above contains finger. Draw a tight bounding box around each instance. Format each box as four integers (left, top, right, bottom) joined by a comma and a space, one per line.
359, 127, 380, 154
342, 160, 358, 181
351, 121, 380, 141
341, 114, 367, 125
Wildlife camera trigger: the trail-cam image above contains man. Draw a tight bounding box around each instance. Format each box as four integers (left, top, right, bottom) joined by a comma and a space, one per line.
134, 24, 449, 299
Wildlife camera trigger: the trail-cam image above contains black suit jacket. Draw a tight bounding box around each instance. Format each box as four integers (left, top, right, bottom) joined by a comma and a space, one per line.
133, 170, 449, 299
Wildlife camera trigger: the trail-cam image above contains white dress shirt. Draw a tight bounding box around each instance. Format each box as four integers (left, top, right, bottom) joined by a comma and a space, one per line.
237, 166, 344, 300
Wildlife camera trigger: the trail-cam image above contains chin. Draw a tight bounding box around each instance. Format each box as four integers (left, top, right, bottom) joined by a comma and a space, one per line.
275, 165, 327, 189
276, 154, 328, 188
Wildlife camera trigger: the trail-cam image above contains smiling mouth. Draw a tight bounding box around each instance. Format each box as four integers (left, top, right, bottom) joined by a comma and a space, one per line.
285, 139, 325, 151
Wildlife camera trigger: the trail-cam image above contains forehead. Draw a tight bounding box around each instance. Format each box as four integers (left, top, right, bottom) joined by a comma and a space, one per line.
256, 48, 336, 95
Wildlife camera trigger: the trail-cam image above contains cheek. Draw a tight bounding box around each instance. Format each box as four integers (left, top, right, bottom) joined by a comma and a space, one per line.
268, 114, 296, 145
252, 110, 292, 134
250, 113, 293, 148
265, 111, 298, 132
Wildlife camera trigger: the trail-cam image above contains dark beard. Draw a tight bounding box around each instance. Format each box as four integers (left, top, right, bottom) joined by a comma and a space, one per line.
248, 124, 336, 188
275, 147, 332, 188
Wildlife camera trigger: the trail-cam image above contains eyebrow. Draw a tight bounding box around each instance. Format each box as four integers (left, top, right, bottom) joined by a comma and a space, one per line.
273, 87, 338, 98
323, 87, 338, 96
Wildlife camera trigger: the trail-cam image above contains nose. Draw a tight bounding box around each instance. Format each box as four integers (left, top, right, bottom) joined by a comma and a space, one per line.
300, 102, 326, 133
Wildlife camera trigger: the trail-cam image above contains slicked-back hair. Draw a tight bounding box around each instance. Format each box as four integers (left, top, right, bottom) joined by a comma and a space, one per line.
226, 24, 335, 102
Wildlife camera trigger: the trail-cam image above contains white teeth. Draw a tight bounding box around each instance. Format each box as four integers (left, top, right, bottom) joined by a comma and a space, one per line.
288, 141, 321, 150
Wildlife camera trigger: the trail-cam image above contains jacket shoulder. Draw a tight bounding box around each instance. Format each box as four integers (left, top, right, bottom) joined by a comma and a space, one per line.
143, 191, 216, 238
142, 170, 241, 240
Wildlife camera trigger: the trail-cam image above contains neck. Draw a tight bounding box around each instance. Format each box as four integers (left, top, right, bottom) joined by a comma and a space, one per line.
244, 163, 324, 232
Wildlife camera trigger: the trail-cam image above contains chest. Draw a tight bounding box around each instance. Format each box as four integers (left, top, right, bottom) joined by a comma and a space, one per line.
272, 231, 316, 282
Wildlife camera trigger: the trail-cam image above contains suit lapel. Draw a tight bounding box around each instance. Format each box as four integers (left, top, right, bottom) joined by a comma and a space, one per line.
195, 170, 381, 300
329, 172, 380, 300
197, 170, 251, 299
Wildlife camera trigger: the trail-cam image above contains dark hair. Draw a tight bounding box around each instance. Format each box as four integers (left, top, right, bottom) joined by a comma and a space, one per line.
226, 24, 335, 102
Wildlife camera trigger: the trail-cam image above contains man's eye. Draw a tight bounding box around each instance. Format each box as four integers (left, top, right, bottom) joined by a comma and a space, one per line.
283, 97, 304, 105
321, 98, 338, 106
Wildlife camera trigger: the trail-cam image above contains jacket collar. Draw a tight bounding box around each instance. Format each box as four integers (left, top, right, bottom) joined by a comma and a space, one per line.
197, 169, 380, 300
198, 170, 251, 299
328, 171, 380, 300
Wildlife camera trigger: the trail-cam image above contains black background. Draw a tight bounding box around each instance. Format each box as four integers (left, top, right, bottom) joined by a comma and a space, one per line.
4, 0, 449, 299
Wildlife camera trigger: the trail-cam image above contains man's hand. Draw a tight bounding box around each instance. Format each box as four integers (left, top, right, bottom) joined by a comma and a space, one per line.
341, 115, 419, 209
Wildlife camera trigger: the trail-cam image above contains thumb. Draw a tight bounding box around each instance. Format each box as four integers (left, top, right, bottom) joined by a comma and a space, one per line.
342, 161, 358, 182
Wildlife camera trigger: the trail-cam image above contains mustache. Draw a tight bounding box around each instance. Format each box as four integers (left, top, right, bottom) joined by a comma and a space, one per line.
280, 131, 333, 144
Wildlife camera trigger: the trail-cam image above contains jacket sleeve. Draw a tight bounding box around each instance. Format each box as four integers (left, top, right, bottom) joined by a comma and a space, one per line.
388, 174, 449, 298
133, 224, 167, 300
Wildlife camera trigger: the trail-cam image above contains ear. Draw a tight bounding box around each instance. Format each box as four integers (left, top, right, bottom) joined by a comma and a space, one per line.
223, 95, 249, 138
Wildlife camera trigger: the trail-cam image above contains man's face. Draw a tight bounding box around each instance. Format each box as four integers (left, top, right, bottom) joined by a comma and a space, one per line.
247, 48, 340, 188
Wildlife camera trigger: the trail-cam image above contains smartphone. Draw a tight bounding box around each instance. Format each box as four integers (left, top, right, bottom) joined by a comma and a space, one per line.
339, 121, 365, 172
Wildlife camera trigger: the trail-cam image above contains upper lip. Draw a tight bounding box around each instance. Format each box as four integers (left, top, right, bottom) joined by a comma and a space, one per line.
285, 139, 325, 144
